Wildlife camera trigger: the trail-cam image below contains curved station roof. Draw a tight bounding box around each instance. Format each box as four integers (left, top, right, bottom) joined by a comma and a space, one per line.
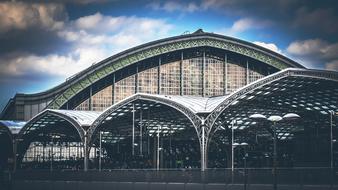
0, 30, 337, 171
1, 29, 305, 120
10, 68, 338, 147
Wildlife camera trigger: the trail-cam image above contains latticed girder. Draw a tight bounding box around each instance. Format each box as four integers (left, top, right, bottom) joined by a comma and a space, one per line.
11, 68, 338, 170
205, 68, 338, 136
87, 93, 203, 145
14, 109, 101, 165
47, 32, 303, 110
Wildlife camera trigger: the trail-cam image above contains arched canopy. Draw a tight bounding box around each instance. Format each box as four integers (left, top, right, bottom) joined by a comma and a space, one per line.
205, 68, 338, 140
0, 120, 26, 139
47, 31, 304, 110
0, 120, 25, 168
88, 93, 205, 145
16, 109, 101, 161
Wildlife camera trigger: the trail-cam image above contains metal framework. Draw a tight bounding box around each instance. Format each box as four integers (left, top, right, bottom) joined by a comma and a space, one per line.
14, 109, 101, 169
205, 68, 338, 133
8, 68, 338, 171
47, 32, 303, 110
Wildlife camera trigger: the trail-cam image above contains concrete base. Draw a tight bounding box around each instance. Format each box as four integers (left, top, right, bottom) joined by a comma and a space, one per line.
9, 180, 338, 190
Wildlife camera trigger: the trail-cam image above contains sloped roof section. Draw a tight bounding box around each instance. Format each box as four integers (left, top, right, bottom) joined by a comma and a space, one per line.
0, 120, 26, 135
146, 94, 227, 113
50, 109, 102, 127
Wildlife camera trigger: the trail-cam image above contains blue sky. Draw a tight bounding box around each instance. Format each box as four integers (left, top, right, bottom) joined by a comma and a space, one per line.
0, 0, 338, 111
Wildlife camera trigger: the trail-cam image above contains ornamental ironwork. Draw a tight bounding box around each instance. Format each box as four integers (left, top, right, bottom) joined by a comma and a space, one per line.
48, 34, 301, 110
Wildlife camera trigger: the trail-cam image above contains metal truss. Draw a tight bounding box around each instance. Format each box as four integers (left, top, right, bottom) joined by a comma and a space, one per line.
87, 93, 203, 145
15, 109, 88, 167
11, 68, 338, 171
47, 32, 302, 110
0, 123, 14, 142
205, 68, 338, 137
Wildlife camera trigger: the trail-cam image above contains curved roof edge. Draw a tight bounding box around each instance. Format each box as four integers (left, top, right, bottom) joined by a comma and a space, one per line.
8, 31, 304, 101
48, 31, 306, 109
0, 120, 26, 136
87, 93, 204, 144
16, 109, 101, 142
204, 68, 338, 133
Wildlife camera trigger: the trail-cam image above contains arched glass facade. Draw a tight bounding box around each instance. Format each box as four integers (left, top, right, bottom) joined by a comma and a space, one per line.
75, 54, 268, 111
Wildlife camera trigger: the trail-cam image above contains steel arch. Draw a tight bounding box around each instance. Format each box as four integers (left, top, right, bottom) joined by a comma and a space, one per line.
204, 68, 338, 136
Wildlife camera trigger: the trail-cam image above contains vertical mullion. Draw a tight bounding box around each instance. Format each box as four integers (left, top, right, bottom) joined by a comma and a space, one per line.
246, 59, 249, 85
224, 53, 228, 95
180, 51, 183, 96
89, 86, 93, 111
202, 51, 206, 97
158, 57, 161, 94
135, 64, 139, 93
112, 73, 115, 105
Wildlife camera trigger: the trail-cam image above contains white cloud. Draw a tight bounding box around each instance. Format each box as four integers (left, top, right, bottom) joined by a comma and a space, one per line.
325, 60, 338, 71
59, 12, 173, 53
0, 47, 107, 79
0, 2, 66, 33
287, 39, 338, 59
286, 38, 338, 71
287, 39, 327, 56
231, 18, 255, 32
149, 1, 199, 13
216, 18, 272, 37
1, 12, 174, 80
253, 41, 282, 54
232, 18, 272, 33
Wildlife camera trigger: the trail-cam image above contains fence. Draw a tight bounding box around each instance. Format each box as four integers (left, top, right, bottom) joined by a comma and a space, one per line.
9, 167, 338, 185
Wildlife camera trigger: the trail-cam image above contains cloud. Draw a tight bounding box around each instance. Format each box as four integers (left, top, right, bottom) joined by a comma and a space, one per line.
253, 41, 282, 54
293, 7, 338, 34
0, 12, 174, 83
0, 47, 108, 80
148, 1, 199, 13
0, 2, 66, 33
0, 1, 70, 55
287, 39, 338, 59
0, 10, 174, 112
216, 17, 272, 37
286, 38, 338, 71
230, 18, 272, 33
325, 60, 338, 71
58, 12, 173, 52
12, 0, 109, 4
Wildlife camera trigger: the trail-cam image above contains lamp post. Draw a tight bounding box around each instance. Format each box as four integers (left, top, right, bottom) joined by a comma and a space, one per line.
230, 119, 243, 183
233, 142, 248, 190
99, 131, 102, 171
156, 125, 162, 170
329, 111, 337, 188
249, 113, 300, 190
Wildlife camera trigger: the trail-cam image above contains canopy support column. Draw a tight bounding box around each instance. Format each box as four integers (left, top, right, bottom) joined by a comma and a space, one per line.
84, 131, 88, 171
200, 119, 207, 171
13, 139, 17, 172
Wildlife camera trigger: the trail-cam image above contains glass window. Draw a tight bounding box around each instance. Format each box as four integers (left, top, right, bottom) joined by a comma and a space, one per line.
75, 99, 89, 111
138, 67, 158, 94
205, 57, 224, 96
115, 75, 136, 103
227, 62, 246, 93
249, 68, 264, 83
183, 57, 203, 96
160, 61, 181, 95
92, 85, 113, 111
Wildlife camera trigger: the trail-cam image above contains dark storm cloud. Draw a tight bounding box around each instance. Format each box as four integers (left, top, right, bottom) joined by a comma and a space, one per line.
0, 1, 70, 55
0, 28, 71, 56
149, 0, 338, 70
201, 0, 338, 39
2, 0, 109, 4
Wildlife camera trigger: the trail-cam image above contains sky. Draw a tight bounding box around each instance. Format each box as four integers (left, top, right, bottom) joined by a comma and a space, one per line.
0, 0, 338, 111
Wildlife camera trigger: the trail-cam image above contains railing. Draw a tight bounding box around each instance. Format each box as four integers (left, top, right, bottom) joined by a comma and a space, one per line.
9, 167, 338, 185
